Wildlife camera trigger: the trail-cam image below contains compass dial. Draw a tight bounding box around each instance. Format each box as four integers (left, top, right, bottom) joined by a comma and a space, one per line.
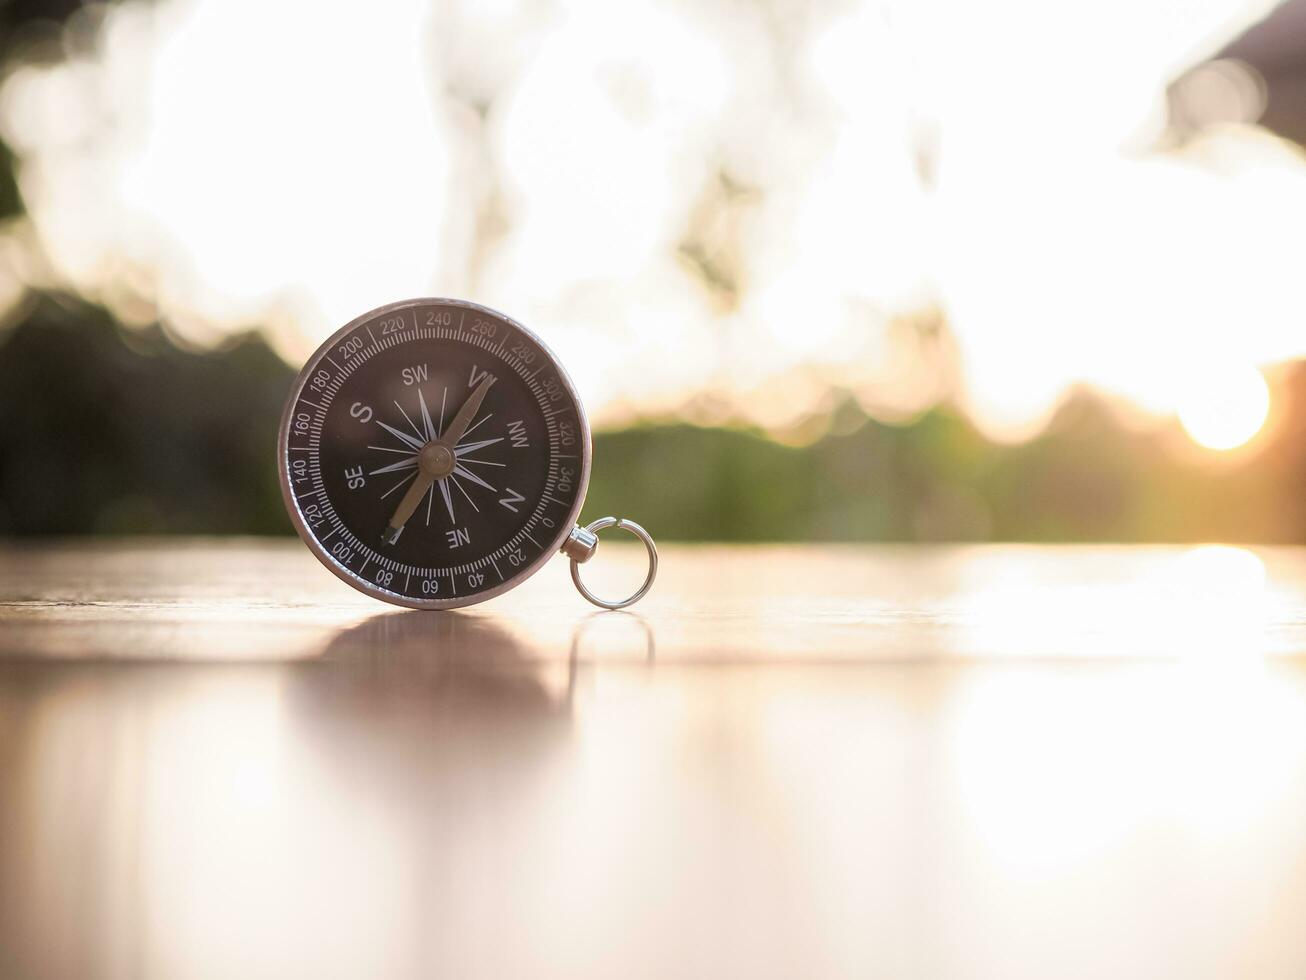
277, 299, 591, 609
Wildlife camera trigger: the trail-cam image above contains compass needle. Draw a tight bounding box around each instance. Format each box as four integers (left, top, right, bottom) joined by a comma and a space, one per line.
380, 374, 497, 540
442, 374, 496, 448
280, 299, 650, 609
383, 470, 434, 543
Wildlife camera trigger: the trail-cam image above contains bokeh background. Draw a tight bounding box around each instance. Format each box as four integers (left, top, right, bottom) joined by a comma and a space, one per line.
2, 0, 1306, 542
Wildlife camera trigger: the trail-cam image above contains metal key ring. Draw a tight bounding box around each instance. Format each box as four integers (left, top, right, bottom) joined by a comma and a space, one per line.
569, 517, 658, 610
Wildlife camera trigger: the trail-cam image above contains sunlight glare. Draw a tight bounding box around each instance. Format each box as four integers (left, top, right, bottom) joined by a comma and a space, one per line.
2, 0, 1305, 438
1177, 362, 1270, 450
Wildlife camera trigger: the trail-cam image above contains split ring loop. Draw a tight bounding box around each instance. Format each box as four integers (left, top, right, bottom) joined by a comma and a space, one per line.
569, 517, 658, 610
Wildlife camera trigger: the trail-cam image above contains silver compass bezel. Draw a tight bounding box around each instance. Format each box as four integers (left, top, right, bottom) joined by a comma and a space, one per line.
277, 296, 593, 610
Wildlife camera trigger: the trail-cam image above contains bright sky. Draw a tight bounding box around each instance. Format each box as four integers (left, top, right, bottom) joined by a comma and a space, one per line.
1, 0, 1303, 449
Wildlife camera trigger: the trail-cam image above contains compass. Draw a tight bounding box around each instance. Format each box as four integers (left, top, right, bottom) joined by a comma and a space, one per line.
277, 298, 656, 610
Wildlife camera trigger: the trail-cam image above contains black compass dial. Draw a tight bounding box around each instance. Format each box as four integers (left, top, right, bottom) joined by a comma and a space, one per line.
279, 300, 590, 608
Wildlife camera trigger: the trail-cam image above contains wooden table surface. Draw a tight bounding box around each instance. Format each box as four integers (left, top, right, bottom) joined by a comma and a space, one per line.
2, 540, 1304, 979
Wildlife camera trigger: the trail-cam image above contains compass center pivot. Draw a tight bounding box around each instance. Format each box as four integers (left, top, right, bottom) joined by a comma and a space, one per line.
419, 442, 455, 479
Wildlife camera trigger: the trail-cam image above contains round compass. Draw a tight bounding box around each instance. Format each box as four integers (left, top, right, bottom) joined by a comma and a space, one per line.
277, 298, 654, 610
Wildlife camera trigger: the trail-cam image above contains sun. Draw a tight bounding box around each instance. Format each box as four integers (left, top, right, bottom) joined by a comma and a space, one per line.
1177, 364, 1271, 452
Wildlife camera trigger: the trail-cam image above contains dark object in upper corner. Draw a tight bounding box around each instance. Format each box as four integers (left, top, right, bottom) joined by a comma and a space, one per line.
1181, 0, 1306, 146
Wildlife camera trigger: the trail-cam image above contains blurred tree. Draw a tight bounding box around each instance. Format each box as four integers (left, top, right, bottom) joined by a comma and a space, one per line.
0, 293, 293, 534
0, 0, 86, 61
0, 0, 99, 220
0, 137, 19, 222
582, 389, 1292, 544
0, 290, 1299, 543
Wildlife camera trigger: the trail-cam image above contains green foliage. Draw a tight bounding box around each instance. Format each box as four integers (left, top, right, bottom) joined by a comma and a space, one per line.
585, 385, 1301, 544
1, 291, 1303, 542
0, 293, 293, 534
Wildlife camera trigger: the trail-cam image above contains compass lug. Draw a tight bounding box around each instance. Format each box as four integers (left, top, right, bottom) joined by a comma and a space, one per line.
560, 524, 598, 563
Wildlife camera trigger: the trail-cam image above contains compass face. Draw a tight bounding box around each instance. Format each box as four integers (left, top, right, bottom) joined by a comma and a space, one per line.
278, 298, 591, 609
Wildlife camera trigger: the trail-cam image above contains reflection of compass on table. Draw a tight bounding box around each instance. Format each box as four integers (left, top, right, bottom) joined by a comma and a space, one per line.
309, 611, 574, 716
